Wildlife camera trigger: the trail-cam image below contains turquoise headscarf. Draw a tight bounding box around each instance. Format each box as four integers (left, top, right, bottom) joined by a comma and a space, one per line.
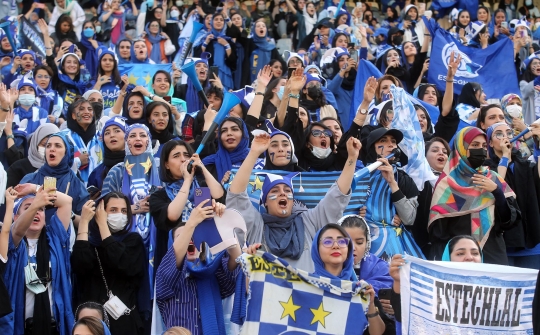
441, 236, 484, 262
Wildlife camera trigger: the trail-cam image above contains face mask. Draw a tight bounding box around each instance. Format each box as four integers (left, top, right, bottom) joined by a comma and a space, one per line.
25, 264, 48, 294
176, 0, 183, 6
307, 85, 323, 100
83, 28, 94, 38
147, 0, 154, 8
107, 213, 128, 233
526, 0, 532, 6
311, 145, 332, 159
506, 104, 522, 118
535, 22, 540, 29
95, 26, 102, 33
170, 10, 180, 18
38, 146, 46, 158
467, 148, 487, 169
279, 8, 284, 12
91, 102, 104, 119
258, 4, 266, 10
392, 35, 403, 45
277, 86, 284, 100
19, 94, 36, 106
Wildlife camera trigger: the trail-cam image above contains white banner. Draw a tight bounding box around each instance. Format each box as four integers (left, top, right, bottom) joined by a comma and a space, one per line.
400, 256, 538, 334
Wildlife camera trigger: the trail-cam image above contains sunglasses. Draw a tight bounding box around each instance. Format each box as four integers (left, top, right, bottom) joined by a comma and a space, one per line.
493, 130, 514, 140
320, 237, 350, 248
311, 129, 333, 138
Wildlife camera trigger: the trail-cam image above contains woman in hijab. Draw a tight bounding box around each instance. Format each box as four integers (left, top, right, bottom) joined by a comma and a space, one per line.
19, 131, 90, 219
381, 48, 411, 92
72, 192, 147, 335
49, 0, 86, 40
240, 19, 285, 86
519, 54, 540, 125
401, 4, 426, 48
1, 188, 74, 335
115, 39, 132, 64
145, 101, 179, 165
143, 20, 174, 64
79, 21, 102, 77
484, 122, 540, 269
455, 82, 486, 123
263, 120, 304, 172
500, 93, 533, 157
2, 49, 38, 87
202, 117, 260, 183
72, 317, 113, 335
102, 124, 161, 288
88, 117, 126, 191
130, 39, 155, 64
300, 73, 338, 122
299, 122, 343, 172
150, 140, 224, 271
7, 124, 60, 188
174, 55, 210, 115
448, 9, 471, 43
12, 77, 49, 137
428, 127, 519, 265
327, 47, 357, 126
34, 65, 64, 126
65, 98, 100, 183
310, 224, 389, 334
195, 13, 237, 91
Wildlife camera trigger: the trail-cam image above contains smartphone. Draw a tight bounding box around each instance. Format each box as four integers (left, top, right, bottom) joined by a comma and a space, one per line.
287, 67, 295, 79
44, 176, 56, 195
378, 288, 392, 300
210, 66, 219, 79
501, 21, 508, 29
87, 185, 99, 196
163, 96, 172, 103
348, 42, 355, 49
405, 15, 412, 21
194, 187, 212, 208
119, 80, 125, 89
149, 185, 160, 194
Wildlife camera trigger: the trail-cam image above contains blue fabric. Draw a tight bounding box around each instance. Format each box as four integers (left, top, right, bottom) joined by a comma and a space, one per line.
96, 81, 121, 110
80, 34, 101, 77
311, 226, 355, 281
13, 106, 48, 135
326, 75, 353, 128
186, 250, 228, 335
0, 215, 74, 335
231, 271, 247, 326
207, 26, 234, 91
67, 130, 100, 183
250, 34, 274, 83
144, 22, 166, 63
357, 253, 393, 295
58, 73, 88, 97
234, 41, 244, 90
202, 119, 250, 182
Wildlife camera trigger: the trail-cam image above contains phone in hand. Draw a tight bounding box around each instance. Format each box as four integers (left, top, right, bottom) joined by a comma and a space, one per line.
87, 185, 99, 196
287, 67, 295, 79
378, 288, 392, 300
405, 14, 412, 21
210, 66, 219, 79
163, 96, 172, 103
194, 187, 212, 208
501, 21, 508, 29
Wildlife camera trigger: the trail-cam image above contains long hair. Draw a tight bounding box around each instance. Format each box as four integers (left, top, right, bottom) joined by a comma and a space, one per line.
159, 140, 194, 183
71, 317, 104, 335
98, 53, 122, 85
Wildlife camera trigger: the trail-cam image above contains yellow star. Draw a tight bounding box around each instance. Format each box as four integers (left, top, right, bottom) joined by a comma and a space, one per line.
249, 176, 264, 193
128, 72, 139, 85
394, 227, 402, 237
279, 295, 301, 322
310, 302, 331, 327
140, 156, 153, 174
125, 159, 135, 176
143, 73, 152, 85
381, 220, 387, 228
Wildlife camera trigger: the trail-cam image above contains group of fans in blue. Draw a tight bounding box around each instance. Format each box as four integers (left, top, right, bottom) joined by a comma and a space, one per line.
0, 0, 539, 334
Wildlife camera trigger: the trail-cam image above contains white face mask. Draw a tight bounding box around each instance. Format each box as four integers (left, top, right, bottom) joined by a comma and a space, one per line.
258, 4, 266, 10
170, 10, 180, 18
535, 22, 540, 29
311, 146, 332, 159
107, 213, 128, 233
506, 104, 523, 118
38, 146, 46, 158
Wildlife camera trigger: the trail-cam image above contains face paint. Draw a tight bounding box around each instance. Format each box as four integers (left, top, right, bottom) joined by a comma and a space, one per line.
286, 151, 291, 160
378, 145, 384, 156
282, 210, 287, 215
287, 194, 293, 199
269, 152, 275, 162
268, 194, 278, 200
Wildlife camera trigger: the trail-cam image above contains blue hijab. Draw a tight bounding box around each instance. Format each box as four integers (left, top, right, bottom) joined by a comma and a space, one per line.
144, 22, 166, 63
115, 39, 132, 64
185, 55, 210, 114
251, 26, 275, 82
311, 226, 356, 281
130, 42, 151, 64
58, 54, 88, 95
207, 23, 234, 90
441, 236, 484, 262
202, 117, 250, 182
80, 32, 102, 77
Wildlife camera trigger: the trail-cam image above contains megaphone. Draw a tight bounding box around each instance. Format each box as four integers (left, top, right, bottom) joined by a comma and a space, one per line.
510, 118, 540, 143
181, 60, 211, 108
0, 21, 17, 57
177, 21, 205, 67
187, 91, 241, 173
351, 148, 401, 191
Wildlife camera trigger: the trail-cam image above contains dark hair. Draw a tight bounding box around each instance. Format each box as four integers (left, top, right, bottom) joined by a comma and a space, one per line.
71, 317, 104, 335
303, 122, 335, 151
375, 74, 402, 103
320, 116, 344, 133
335, 13, 349, 25
205, 85, 224, 101
159, 140, 194, 183
69, 97, 93, 120
213, 12, 225, 21
476, 104, 503, 131
386, 6, 398, 20
417, 84, 441, 104
317, 223, 353, 261
331, 32, 350, 47
268, 59, 283, 76
477, 5, 490, 18
339, 216, 369, 239
101, 192, 133, 234
75, 302, 109, 327
34, 65, 53, 78
522, 57, 540, 82
58, 38, 77, 48
83, 20, 95, 30
57, 14, 73, 30
98, 52, 122, 85
447, 235, 483, 258
263, 77, 284, 101
152, 70, 172, 90
425, 137, 450, 155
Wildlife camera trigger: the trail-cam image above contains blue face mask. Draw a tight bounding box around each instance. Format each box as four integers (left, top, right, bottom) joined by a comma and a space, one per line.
277, 85, 285, 100
147, 0, 154, 7
83, 28, 94, 38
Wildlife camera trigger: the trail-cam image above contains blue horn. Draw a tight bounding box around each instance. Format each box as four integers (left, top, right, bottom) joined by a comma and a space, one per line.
181, 60, 211, 108
351, 149, 399, 191
177, 21, 204, 67
0, 21, 17, 57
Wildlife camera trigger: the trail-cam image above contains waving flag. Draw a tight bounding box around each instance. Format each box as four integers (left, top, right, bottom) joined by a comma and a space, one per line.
424, 17, 519, 99
239, 252, 370, 335
391, 85, 437, 190
228, 169, 369, 215
118, 64, 173, 87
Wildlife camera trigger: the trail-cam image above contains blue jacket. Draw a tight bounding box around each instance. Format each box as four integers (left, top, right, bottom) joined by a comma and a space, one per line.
327, 75, 353, 127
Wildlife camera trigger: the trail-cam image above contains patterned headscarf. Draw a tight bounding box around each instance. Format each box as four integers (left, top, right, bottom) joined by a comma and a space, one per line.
428, 127, 515, 247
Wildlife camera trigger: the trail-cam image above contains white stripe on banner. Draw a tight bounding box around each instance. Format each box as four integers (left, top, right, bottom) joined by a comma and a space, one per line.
400, 256, 538, 334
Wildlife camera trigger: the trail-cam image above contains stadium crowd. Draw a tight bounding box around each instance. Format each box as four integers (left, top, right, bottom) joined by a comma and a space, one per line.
0, 0, 539, 334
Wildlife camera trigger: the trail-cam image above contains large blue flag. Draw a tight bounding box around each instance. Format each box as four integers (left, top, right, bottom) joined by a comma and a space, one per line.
425, 18, 519, 99
349, 60, 383, 129
118, 64, 173, 87
239, 252, 370, 335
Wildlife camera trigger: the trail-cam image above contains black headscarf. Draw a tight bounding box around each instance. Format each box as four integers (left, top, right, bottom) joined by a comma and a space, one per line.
66, 100, 97, 145
299, 122, 338, 171
361, 127, 408, 166
145, 101, 176, 145
28, 230, 52, 335
122, 91, 147, 125
457, 82, 482, 108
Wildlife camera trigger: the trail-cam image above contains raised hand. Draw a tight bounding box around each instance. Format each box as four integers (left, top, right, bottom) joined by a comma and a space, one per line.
186, 199, 214, 227
80, 200, 96, 223
346, 137, 361, 159
363, 76, 377, 103
257, 65, 273, 88
289, 68, 306, 92
251, 133, 271, 155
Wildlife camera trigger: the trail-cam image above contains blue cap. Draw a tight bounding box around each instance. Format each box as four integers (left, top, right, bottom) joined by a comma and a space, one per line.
374, 27, 389, 37
103, 116, 127, 134
17, 74, 37, 92
259, 172, 299, 205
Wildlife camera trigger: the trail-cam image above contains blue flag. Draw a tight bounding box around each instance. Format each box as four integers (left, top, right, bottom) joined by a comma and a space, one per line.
238, 252, 370, 334
349, 60, 383, 129
118, 64, 173, 87
425, 19, 519, 99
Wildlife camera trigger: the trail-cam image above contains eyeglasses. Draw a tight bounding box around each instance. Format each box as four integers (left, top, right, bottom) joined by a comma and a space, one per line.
493, 130, 514, 140
311, 129, 333, 138
36, 75, 51, 79
320, 237, 350, 248
289, 59, 303, 65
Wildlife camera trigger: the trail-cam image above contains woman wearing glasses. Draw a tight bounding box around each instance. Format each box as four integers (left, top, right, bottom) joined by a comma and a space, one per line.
484, 123, 540, 270
34, 66, 64, 127
299, 122, 343, 171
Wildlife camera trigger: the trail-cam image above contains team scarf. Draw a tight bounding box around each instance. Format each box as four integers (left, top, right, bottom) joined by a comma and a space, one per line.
428, 127, 515, 247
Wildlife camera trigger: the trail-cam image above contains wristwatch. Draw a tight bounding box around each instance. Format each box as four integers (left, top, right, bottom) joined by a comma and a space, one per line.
366, 307, 379, 318
149, 94, 155, 100
359, 108, 368, 115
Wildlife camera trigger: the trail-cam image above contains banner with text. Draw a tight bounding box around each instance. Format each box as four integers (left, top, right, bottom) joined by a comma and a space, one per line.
400, 256, 538, 334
